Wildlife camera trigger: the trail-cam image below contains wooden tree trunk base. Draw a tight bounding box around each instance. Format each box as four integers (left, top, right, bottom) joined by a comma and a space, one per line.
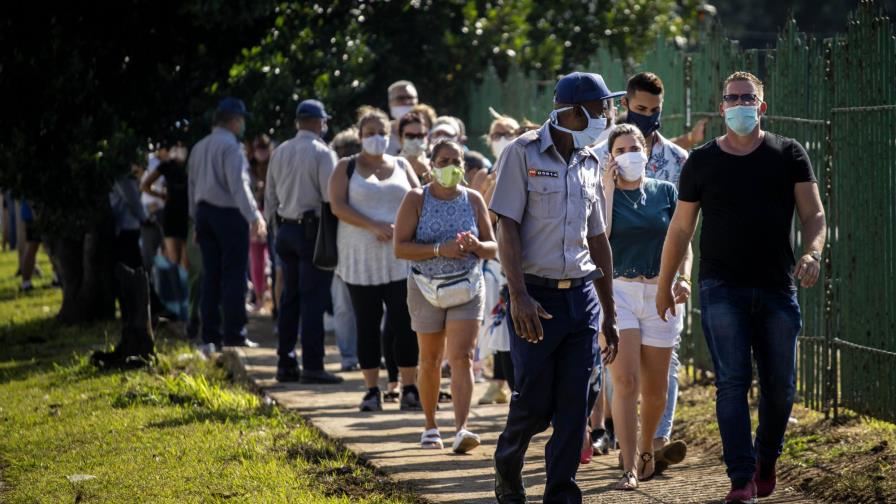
91, 263, 155, 369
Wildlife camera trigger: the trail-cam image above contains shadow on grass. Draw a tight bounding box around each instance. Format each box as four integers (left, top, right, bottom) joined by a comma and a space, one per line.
0, 315, 121, 384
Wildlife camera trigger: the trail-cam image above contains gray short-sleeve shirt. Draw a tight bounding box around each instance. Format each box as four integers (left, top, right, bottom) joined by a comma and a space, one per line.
489, 121, 607, 280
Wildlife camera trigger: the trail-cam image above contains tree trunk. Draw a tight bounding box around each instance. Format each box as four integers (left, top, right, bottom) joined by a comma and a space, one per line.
90, 263, 155, 368
51, 220, 116, 325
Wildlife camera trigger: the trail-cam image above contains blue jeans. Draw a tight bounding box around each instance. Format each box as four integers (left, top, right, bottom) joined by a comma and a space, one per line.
275, 221, 332, 370
495, 282, 599, 504
331, 274, 358, 367
700, 277, 801, 482
195, 203, 249, 346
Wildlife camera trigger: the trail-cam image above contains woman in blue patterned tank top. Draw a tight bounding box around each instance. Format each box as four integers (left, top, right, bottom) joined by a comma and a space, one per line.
395, 139, 498, 453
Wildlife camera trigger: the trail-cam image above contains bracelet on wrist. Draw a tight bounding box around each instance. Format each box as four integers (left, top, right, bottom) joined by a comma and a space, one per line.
434, 242, 441, 257
677, 275, 691, 286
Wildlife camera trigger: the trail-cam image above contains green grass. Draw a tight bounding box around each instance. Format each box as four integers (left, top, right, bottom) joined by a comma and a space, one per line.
0, 250, 421, 503
673, 366, 896, 503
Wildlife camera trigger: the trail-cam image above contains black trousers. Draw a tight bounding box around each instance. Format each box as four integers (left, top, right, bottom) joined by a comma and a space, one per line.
492, 350, 516, 391
346, 280, 418, 372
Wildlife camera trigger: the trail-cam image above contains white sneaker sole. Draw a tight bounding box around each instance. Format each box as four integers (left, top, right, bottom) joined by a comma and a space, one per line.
453, 434, 481, 454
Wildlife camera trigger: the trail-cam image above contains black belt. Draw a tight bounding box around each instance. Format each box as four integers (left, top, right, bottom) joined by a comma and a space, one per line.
276, 214, 305, 225
524, 269, 602, 290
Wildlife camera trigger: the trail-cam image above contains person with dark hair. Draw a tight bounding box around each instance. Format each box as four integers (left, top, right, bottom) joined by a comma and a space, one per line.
141, 140, 190, 267
329, 108, 422, 412
593, 71, 694, 472
266, 99, 342, 384
600, 123, 693, 490
656, 71, 826, 503
188, 97, 265, 355
247, 134, 272, 313
462, 150, 491, 188
395, 138, 498, 453
398, 112, 432, 184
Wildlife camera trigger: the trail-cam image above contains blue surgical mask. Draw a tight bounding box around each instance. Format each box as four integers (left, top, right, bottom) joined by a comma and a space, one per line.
725, 105, 760, 136
550, 106, 607, 149
626, 109, 662, 137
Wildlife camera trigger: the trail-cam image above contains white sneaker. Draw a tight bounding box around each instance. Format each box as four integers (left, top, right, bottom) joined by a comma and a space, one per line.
452, 428, 481, 454
196, 342, 216, 359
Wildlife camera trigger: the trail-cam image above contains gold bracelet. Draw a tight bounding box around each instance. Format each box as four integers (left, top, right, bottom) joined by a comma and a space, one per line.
677, 275, 691, 286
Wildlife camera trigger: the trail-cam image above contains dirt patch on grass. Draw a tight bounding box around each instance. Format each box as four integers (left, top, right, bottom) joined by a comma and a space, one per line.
673, 378, 896, 503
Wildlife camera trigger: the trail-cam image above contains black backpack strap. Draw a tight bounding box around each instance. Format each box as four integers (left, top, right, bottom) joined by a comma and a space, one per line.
346, 154, 358, 179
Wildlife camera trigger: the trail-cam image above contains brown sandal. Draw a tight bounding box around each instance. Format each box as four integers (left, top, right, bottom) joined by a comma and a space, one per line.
613, 471, 638, 490
638, 451, 655, 481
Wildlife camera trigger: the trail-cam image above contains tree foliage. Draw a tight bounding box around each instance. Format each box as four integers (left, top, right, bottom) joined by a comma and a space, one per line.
230, 0, 701, 139
0, 2, 274, 236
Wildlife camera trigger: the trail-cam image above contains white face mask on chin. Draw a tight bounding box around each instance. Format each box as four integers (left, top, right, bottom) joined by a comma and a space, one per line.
549, 106, 608, 149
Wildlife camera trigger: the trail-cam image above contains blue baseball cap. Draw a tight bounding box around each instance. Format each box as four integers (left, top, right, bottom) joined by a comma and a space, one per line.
296, 99, 330, 119
217, 97, 251, 118
554, 72, 625, 104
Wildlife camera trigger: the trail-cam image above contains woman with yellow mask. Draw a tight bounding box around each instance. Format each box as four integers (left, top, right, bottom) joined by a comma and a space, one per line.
394, 139, 498, 453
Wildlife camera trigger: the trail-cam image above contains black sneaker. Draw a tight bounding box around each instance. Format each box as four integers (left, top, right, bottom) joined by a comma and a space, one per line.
300, 369, 344, 384
400, 385, 422, 411
276, 364, 301, 383
360, 388, 383, 412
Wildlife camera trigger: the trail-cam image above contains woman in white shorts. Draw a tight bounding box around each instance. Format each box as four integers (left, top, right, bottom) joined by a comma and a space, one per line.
394, 139, 497, 453
601, 124, 693, 490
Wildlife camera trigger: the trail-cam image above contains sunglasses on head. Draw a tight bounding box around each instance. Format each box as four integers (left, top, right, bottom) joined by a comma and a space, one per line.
722, 93, 760, 104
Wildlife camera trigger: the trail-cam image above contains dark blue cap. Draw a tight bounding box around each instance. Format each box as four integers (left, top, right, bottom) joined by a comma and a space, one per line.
554, 72, 625, 104
296, 99, 330, 119
216, 97, 251, 118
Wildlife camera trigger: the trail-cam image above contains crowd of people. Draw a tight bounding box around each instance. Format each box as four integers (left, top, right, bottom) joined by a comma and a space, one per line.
3, 67, 826, 504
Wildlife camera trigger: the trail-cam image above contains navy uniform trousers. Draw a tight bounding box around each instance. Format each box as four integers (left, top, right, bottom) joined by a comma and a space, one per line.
494, 281, 600, 504
275, 221, 332, 370
195, 202, 249, 346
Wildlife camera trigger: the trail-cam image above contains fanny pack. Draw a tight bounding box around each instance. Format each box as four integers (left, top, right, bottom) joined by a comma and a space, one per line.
412, 266, 482, 309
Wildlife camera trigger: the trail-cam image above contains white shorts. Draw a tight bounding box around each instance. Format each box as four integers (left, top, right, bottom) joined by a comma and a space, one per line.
607, 279, 683, 348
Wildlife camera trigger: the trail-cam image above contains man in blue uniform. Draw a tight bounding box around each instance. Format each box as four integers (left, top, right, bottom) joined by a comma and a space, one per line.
490, 72, 621, 504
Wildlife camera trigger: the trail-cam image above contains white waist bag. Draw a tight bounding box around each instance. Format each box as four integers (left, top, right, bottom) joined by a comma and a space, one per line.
412, 266, 482, 309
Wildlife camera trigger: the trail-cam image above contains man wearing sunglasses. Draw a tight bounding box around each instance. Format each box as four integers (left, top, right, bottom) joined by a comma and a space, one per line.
656, 72, 827, 503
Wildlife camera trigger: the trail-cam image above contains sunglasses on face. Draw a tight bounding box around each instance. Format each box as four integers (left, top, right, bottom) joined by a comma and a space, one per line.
722, 93, 760, 104
490, 132, 513, 140
403, 132, 427, 140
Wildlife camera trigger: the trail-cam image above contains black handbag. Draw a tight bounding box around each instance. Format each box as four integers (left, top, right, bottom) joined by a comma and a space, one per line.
313, 156, 357, 270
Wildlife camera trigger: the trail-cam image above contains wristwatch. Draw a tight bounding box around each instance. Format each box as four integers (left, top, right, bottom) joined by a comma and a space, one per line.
808, 250, 822, 262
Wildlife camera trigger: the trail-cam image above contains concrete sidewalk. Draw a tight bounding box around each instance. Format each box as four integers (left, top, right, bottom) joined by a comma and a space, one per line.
223, 316, 814, 504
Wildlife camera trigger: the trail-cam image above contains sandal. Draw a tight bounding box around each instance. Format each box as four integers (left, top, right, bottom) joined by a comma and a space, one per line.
638, 451, 655, 481
438, 391, 452, 403
383, 390, 399, 403
613, 471, 638, 491
420, 428, 443, 449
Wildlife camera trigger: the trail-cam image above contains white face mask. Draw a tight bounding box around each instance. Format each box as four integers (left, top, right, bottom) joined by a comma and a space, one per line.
401, 138, 427, 157
490, 137, 512, 160
390, 105, 413, 120
615, 151, 648, 182
362, 134, 389, 156
550, 106, 608, 149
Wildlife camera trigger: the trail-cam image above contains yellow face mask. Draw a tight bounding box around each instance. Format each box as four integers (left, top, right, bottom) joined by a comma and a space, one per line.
432, 164, 465, 188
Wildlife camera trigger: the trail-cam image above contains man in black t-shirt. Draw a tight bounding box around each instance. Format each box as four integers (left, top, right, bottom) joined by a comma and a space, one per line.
655, 72, 827, 504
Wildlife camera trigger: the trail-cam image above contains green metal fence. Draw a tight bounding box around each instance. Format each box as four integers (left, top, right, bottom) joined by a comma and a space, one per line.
466, 1, 896, 422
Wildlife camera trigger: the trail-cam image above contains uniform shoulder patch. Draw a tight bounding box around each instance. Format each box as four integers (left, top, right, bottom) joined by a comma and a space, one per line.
516, 129, 540, 146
